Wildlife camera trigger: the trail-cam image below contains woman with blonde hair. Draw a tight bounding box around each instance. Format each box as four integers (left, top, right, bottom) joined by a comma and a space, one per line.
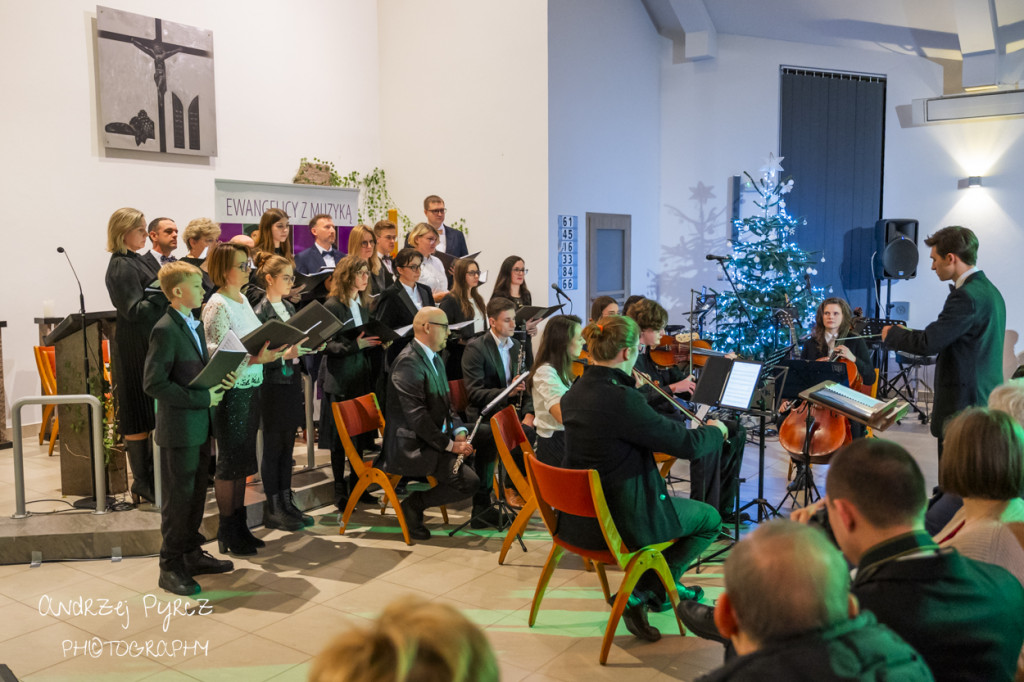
104, 207, 167, 505
319, 255, 382, 511
407, 222, 448, 302
181, 217, 221, 266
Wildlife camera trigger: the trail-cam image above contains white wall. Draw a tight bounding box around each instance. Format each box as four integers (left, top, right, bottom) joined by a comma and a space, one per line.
547, 0, 664, 317
0, 0, 382, 426
376, 0, 549, 306
660, 34, 1023, 369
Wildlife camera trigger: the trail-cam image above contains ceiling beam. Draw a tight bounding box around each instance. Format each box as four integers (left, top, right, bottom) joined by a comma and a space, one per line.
641, 0, 717, 62
954, 0, 999, 89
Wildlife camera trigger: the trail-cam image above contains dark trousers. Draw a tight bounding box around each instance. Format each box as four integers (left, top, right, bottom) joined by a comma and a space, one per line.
417, 449, 481, 509
690, 420, 745, 514
261, 426, 295, 496
635, 498, 721, 606
535, 430, 565, 467
159, 440, 211, 570
469, 422, 535, 500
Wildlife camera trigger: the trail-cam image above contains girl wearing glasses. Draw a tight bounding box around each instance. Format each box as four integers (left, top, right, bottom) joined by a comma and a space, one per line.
491, 255, 537, 367
438, 258, 487, 380
320, 256, 383, 512
253, 255, 317, 532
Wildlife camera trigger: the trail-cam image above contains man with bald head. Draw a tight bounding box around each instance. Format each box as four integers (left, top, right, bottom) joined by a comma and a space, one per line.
381, 307, 479, 541
698, 521, 930, 681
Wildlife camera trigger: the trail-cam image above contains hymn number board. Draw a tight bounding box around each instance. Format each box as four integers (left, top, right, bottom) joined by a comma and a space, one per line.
558, 215, 578, 291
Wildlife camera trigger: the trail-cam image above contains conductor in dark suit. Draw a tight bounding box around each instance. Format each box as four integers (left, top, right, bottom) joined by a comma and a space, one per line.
882, 226, 1006, 450
424, 194, 468, 258
294, 214, 340, 275
561, 315, 724, 641
143, 262, 234, 595
382, 307, 480, 541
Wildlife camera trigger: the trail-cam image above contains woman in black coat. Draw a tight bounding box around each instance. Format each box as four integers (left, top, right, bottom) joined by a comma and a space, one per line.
438, 258, 486, 380
374, 248, 434, 369
319, 256, 383, 511
104, 207, 167, 504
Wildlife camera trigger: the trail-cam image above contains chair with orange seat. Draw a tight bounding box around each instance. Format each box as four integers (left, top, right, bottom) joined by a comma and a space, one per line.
490, 405, 543, 564
525, 454, 686, 665
33, 346, 59, 455
448, 378, 469, 421
332, 393, 447, 545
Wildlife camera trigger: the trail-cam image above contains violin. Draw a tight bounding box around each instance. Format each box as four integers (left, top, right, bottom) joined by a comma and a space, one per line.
632, 369, 705, 425
649, 332, 730, 368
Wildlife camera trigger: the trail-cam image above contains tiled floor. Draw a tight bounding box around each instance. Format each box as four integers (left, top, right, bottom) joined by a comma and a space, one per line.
0, 416, 937, 681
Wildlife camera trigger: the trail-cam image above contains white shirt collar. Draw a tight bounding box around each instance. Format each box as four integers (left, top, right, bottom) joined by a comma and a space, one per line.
414, 338, 437, 364
175, 307, 200, 330
490, 329, 513, 351
955, 266, 980, 289
401, 281, 422, 308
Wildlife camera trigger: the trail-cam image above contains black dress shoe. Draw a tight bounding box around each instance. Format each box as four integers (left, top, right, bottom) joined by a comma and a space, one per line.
400, 497, 430, 541
720, 511, 752, 525
650, 584, 704, 613
159, 568, 200, 596
676, 599, 727, 644
622, 601, 661, 642
184, 550, 234, 576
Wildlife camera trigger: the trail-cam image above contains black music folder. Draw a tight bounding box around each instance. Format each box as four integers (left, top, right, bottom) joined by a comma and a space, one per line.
286, 300, 345, 348
339, 318, 410, 344
692, 356, 764, 411
189, 331, 247, 389
515, 304, 563, 325
239, 319, 308, 355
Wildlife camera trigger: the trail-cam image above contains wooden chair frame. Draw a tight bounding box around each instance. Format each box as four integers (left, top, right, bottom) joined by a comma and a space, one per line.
489, 406, 540, 564
33, 346, 59, 455
332, 394, 447, 546
525, 454, 685, 665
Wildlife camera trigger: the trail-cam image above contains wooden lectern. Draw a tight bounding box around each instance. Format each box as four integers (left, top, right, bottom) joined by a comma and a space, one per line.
45, 311, 126, 496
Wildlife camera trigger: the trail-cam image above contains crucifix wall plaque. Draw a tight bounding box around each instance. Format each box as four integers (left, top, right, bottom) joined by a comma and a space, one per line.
97, 5, 217, 157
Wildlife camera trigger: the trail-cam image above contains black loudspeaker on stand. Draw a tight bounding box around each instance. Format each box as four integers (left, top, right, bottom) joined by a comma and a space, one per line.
876, 218, 919, 280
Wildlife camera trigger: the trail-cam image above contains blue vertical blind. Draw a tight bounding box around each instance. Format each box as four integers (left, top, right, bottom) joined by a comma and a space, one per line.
780, 67, 885, 313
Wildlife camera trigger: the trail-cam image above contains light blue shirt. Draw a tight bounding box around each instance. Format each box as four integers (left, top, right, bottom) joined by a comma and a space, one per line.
175, 307, 203, 355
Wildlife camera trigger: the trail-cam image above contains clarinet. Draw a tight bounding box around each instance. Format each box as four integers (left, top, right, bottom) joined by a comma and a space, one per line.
514, 333, 527, 413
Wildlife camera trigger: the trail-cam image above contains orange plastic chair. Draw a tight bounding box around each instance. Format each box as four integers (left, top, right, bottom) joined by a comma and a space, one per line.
332, 394, 447, 545
33, 346, 59, 455
490, 406, 541, 564
525, 454, 686, 665
448, 378, 469, 420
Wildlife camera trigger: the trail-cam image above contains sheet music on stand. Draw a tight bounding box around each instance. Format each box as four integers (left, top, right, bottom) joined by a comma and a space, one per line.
800, 381, 910, 431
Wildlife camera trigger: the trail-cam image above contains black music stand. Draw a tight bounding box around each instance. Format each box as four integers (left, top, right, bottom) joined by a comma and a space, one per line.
689, 357, 771, 569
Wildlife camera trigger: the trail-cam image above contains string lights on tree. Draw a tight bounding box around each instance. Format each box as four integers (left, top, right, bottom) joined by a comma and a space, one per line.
707, 154, 825, 359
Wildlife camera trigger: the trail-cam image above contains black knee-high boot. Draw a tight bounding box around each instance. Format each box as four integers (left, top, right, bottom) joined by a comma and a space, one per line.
126, 439, 155, 504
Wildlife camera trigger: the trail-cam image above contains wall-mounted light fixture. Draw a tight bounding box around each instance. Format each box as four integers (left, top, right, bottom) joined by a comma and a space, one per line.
957, 176, 983, 190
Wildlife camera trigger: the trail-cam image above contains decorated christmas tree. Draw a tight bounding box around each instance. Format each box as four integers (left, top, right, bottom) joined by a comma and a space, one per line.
707, 154, 825, 359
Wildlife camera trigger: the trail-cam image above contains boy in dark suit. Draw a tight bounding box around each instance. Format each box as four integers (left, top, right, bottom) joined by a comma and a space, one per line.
144, 261, 236, 595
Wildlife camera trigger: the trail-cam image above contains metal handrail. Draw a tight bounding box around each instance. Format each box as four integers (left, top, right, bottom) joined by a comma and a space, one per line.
11, 394, 106, 518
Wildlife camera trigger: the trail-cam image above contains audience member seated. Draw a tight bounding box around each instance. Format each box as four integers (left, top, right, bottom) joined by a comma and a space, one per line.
933, 406, 1024, 679
382, 307, 481, 541
683, 438, 1024, 681
309, 596, 497, 682
696, 521, 931, 682
927, 378, 1024, 535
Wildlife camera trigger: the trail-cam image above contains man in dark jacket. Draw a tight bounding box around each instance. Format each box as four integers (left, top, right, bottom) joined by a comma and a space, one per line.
882, 225, 1005, 452
697, 521, 931, 682
381, 307, 480, 541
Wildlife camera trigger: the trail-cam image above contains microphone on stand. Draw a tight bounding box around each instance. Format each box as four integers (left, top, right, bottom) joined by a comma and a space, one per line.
705, 253, 732, 262
57, 247, 86, 315
550, 282, 570, 299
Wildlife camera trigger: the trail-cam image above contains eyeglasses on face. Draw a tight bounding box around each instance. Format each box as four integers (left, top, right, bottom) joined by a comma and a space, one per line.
399, 263, 422, 271
512, 267, 528, 274
425, 321, 449, 331
427, 208, 447, 215
278, 275, 296, 283
355, 270, 370, 277
360, 239, 375, 247
466, 270, 481, 276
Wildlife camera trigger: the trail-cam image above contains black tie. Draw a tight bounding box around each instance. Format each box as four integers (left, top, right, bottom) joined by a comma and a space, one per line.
949, 284, 956, 293
161, 254, 177, 264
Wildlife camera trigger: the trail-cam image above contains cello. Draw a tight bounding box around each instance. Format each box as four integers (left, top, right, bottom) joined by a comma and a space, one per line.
777, 311, 852, 461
